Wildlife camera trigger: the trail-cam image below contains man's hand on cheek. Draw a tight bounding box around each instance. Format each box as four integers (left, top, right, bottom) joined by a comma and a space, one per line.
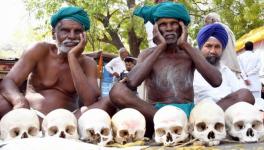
68, 32, 87, 57
177, 21, 188, 48
153, 24, 166, 46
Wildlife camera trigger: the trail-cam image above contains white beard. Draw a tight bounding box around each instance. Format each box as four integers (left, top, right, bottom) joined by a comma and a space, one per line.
57, 39, 80, 54
58, 44, 71, 53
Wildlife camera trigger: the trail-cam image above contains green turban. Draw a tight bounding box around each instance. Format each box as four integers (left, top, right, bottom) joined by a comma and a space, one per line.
134, 2, 190, 25
51, 6, 90, 31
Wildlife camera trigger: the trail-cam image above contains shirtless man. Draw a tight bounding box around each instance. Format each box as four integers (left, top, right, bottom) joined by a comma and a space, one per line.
109, 2, 222, 136
0, 6, 101, 117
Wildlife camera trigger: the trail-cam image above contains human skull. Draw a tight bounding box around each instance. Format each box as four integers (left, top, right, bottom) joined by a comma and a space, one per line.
78, 108, 112, 146
189, 100, 226, 146
0, 108, 40, 141
225, 102, 264, 143
154, 105, 188, 146
112, 108, 146, 144
42, 109, 78, 140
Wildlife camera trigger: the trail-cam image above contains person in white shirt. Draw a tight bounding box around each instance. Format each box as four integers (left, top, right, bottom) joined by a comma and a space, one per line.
105, 47, 129, 82
194, 23, 254, 110
238, 41, 262, 98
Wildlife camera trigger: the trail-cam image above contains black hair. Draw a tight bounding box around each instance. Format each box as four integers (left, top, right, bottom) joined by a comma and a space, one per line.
245, 41, 254, 51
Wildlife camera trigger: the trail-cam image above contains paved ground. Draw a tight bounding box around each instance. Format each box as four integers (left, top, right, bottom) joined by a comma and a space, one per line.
144, 142, 264, 150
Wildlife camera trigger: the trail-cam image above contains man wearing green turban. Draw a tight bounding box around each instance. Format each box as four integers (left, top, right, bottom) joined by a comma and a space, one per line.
110, 2, 222, 139
0, 6, 108, 119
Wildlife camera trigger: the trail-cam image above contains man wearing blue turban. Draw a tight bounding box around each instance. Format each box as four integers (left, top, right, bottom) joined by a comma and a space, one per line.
109, 2, 223, 139
0, 6, 108, 119
194, 23, 254, 110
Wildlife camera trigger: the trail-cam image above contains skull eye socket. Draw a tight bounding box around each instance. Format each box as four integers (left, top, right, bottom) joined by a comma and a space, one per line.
65, 125, 76, 135
214, 122, 224, 132
196, 122, 207, 132
87, 129, 95, 136
234, 121, 245, 131
28, 127, 38, 136
119, 130, 129, 137
252, 120, 263, 131
155, 128, 166, 136
170, 126, 182, 135
48, 126, 58, 136
10, 127, 20, 137
101, 128, 110, 136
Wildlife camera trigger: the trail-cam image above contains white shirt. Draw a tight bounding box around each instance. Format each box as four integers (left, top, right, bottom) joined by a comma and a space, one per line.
105, 57, 126, 75
238, 51, 261, 91
145, 22, 156, 48
193, 63, 245, 104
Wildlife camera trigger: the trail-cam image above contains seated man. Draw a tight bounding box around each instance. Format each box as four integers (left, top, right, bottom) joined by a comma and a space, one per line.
110, 2, 222, 136
193, 23, 255, 110
0, 6, 102, 117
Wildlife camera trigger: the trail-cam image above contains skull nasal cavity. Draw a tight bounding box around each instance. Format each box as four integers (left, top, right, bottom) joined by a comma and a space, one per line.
166, 133, 173, 142
21, 132, 28, 138
60, 131, 66, 138
246, 128, 254, 137
208, 131, 215, 139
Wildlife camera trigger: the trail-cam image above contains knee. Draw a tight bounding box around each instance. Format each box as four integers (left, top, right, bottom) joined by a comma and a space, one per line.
238, 88, 255, 105
0, 95, 12, 119
109, 83, 130, 106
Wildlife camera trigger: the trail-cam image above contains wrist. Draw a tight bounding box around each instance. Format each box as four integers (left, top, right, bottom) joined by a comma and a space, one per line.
178, 42, 189, 50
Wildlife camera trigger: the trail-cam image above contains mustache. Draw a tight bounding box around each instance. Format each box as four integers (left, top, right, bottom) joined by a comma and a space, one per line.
62, 39, 80, 45
163, 32, 178, 37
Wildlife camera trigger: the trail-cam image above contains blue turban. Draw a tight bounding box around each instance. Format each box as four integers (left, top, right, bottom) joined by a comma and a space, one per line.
51, 6, 90, 31
196, 24, 228, 49
133, 2, 190, 26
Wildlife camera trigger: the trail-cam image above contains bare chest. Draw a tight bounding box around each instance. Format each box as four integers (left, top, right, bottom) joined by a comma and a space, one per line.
147, 52, 194, 91
30, 59, 75, 92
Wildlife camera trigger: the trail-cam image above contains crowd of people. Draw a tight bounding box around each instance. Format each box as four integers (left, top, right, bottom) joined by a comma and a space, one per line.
0, 0, 263, 141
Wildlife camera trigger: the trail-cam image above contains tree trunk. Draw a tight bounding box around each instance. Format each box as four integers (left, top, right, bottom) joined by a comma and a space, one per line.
128, 27, 142, 57
126, 0, 143, 57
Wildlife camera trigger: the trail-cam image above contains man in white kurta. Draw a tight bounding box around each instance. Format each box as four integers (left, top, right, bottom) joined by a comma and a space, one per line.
238, 41, 262, 98
194, 23, 254, 110
105, 48, 129, 82
194, 63, 245, 104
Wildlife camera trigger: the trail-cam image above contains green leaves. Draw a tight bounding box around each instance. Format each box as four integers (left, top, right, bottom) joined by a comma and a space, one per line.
24, 0, 264, 54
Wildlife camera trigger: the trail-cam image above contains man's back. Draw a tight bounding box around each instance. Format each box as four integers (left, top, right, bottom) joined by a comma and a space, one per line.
238, 51, 261, 75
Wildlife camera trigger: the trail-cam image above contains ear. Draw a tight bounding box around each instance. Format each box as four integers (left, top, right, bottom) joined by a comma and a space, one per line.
52, 28, 56, 40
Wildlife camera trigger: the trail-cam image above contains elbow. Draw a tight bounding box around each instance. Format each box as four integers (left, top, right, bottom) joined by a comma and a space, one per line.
126, 78, 139, 90
211, 75, 222, 88
94, 88, 101, 99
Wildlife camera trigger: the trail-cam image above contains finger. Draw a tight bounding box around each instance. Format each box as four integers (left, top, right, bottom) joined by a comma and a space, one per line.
119, 77, 128, 83
83, 32, 87, 42
79, 33, 84, 43
153, 24, 158, 35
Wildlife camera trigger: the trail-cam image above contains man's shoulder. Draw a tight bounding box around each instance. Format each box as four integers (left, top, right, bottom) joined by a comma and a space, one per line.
138, 47, 156, 58
79, 54, 97, 66
25, 42, 56, 54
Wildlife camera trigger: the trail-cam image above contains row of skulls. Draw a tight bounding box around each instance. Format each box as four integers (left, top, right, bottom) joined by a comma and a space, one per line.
0, 100, 263, 147
154, 100, 264, 146
0, 108, 146, 146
